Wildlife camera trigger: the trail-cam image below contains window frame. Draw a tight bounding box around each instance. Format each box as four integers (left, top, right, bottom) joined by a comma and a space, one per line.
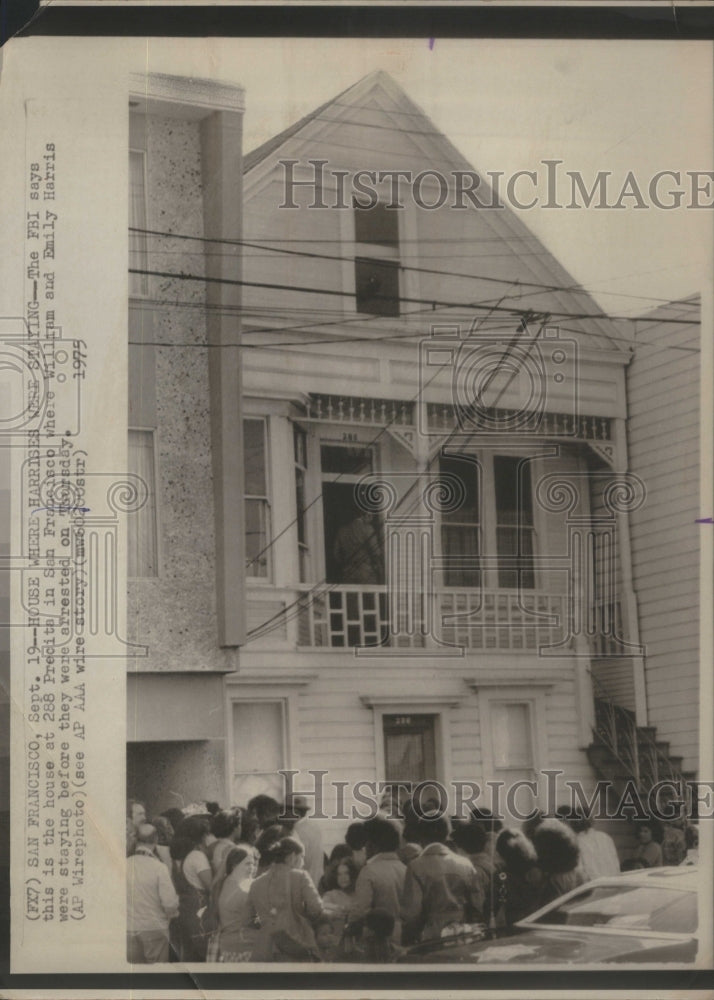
127, 425, 161, 579
224, 677, 308, 807
438, 451, 482, 589
243, 415, 273, 583
293, 422, 310, 583
493, 453, 537, 591
476, 686, 548, 808
352, 197, 401, 317
228, 696, 288, 804
129, 146, 150, 300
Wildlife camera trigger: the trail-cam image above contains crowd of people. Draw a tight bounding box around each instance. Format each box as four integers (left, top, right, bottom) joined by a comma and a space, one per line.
125, 792, 697, 965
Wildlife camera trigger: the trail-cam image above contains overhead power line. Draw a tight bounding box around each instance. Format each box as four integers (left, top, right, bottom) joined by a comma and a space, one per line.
129, 267, 698, 330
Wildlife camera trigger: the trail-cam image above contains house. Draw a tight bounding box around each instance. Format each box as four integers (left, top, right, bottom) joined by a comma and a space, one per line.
126, 71, 697, 847
626, 296, 701, 786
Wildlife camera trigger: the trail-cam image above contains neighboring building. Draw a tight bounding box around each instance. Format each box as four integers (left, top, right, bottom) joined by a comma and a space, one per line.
126, 73, 246, 809
627, 296, 701, 780
126, 71, 698, 847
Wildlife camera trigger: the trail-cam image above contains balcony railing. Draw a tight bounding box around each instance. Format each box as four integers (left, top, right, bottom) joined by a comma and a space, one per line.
295, 585, 570, 652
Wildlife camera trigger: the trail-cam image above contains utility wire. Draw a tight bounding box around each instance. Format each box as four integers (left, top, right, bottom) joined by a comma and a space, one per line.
129, 267, 698, 329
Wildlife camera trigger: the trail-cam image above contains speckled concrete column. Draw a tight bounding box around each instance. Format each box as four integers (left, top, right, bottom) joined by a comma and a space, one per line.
201, 110, 245, 648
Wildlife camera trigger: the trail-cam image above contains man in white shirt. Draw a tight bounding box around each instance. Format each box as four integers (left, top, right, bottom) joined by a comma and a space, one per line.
127, 824, 179, 963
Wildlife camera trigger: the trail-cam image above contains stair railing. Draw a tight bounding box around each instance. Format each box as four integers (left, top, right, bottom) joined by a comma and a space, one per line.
588, 670, 690, 810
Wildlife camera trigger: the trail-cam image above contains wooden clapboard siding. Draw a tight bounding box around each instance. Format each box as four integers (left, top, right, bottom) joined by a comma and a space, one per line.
626, 296, 700, 773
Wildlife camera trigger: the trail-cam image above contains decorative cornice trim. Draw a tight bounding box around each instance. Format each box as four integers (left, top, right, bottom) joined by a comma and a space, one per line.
464, 669, 571, 690
360, 693, 461, 709
225, 671, 317, 686
129, 72, 245, 114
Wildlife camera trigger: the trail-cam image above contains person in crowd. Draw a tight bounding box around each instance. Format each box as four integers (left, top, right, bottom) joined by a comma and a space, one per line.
209, 810, 242, 877
348, 816, 406, 944
494, 828, 544, 927
630, 818, 664, 868
318, 844, 352, 894
397, 841, 421, 867
450, 820, 498, 924
127, 824, 179, 964
127, 800, 147, 856
237, 806, 260, 847
321, 856, 359, 927
162, 808, 186, 836
314, 914, 344, 962
170, 815, 214, 961
256, 824, 285, 875
150, 815, 174, 874
401, 813, 486, 943
248, 837, 324, 961
361, 909, 406, 963
469, 807, 504, 865
661, 816, 687, 866
345, 821, 368, 871
561, 808, 620, 881
521, 809, 545, 842
212, 846, 258, 962
247, 794, 282, 832
285, 793, 325, 889
531, 818, 585, 907
681, 824, 699, 865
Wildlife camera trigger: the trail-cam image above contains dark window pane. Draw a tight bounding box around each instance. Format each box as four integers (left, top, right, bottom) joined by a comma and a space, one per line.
321, 445, 373, 476
355, 258, 400, 317
439, 454, 479, 522
295, 467, 306, 544
494, 455, 533, 522
244, 418, 266, 495
354, 199, 399, 248
245, 498, 268, 576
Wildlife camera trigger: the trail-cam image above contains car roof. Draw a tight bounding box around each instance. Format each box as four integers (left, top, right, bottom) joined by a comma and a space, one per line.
517, 867, 698, 928
613, 866, 699, 890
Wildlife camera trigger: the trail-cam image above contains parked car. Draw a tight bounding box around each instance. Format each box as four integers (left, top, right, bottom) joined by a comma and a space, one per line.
399, 867, 698, 964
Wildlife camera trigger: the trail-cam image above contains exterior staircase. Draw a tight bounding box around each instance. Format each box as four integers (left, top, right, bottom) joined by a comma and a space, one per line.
586, 693, 697, 861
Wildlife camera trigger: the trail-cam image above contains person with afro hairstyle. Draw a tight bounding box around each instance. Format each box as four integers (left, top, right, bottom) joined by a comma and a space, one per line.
347, 816, 406, 944
531, 818, 585, 908
345, 821, 368, 871
494, 828, 544, 927
450, 821, 497, 924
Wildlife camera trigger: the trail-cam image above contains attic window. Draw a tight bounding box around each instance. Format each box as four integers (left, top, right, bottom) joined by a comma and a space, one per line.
354, 199, 400, 317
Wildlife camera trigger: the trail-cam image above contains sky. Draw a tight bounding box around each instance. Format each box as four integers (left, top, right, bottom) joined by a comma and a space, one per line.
131, 37, 712, 316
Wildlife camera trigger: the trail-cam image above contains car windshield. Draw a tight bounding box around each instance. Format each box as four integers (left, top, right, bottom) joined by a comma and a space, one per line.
529, 885, 696, 934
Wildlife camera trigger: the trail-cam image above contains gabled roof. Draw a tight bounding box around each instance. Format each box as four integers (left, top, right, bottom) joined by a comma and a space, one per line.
243, 70, 428, 174
242, 70, 628, 354
243, 82, 355, 174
